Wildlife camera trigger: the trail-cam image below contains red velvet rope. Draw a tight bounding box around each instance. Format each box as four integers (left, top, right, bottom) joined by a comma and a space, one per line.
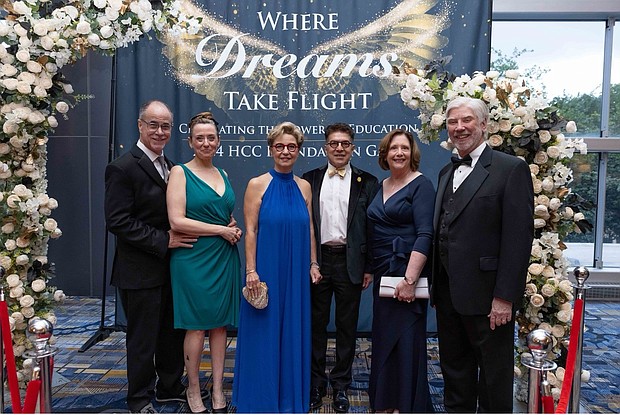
0, 299, 22, 413
542, 395, 555, 413
23, 379, 41, 413
555, 297, 585, 413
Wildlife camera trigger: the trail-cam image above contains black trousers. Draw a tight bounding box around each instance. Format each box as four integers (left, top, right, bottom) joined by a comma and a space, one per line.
311, 248, 362, 391
434, 267, 515, 413
119, 283, 186, 411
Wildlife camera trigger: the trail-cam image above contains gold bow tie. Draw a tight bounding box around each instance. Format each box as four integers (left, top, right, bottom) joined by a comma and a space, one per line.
328, 167, 346, 178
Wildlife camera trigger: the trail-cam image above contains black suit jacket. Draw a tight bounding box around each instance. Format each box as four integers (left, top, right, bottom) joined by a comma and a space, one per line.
302, 165, 379, 284
431, 146, 534, 315
104, 145, 174, 289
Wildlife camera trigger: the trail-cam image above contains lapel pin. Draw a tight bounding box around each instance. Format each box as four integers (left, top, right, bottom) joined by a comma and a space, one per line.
357, 177, 362, 182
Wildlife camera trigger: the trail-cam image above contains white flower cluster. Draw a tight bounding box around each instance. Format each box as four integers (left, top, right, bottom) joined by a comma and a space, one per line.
1, 0, 201, 388
396, 65, 592, 402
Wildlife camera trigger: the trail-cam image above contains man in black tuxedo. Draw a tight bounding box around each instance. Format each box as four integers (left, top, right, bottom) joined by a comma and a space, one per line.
431, 97, 534, 413
104, 100, 197, 413
302, 123, 378, 413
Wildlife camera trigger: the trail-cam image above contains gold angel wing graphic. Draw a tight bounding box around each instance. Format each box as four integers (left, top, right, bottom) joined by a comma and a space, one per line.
160, 0, 450, 118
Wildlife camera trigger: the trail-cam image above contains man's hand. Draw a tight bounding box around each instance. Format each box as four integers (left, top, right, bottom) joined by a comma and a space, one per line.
362, 273, 373, 290
168, 230, 197, 248
488, 297, 513, 330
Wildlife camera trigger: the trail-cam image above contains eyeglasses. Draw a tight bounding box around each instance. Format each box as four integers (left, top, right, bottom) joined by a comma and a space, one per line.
327, 141, 353, 149
140, 119, 172, 132
272, 143, 299, 152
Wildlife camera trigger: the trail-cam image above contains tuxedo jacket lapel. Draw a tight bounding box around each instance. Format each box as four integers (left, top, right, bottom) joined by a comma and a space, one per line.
347, 166, 363, 230
449, 146, 493, 223
312, 166, 328, 235
133, 146, 167, 190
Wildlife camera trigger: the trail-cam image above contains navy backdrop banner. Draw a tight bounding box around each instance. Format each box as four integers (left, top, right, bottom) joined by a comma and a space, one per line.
113, 0, 491, 332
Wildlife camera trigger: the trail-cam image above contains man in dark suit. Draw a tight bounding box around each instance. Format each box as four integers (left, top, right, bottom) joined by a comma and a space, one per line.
104, 100, 197, 413
302, 123, 379, 413
431, 97, 534, 413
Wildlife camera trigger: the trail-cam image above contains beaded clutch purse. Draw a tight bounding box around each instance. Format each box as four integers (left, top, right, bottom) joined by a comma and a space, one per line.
242, 282, 269, 309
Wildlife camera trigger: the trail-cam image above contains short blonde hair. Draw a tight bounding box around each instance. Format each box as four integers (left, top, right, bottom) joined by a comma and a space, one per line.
267, 122, 304, 147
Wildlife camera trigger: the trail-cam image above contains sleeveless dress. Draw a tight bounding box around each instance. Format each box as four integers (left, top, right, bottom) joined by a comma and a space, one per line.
170, 165, 240, 330
232, 169, 311, 413
367, 175, 435, 413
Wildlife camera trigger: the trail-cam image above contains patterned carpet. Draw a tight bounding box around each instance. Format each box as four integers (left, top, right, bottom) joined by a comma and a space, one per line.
3, 296, 617, 413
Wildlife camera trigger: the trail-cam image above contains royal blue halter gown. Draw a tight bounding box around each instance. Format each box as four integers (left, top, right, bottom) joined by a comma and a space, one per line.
233, 169, 311, 413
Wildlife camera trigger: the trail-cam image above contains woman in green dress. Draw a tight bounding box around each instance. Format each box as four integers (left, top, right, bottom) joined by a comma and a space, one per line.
167, 113, 242, 413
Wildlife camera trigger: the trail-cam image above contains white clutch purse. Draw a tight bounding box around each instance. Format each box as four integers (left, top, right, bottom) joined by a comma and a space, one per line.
379, 276, 429, 299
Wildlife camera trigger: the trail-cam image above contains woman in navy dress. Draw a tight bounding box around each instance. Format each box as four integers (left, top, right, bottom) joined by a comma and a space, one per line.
367, 129, 435, 413
233, 122, 321, 413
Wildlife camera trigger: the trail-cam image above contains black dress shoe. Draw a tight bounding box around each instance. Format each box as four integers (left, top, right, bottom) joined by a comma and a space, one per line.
332, 389, 350, 413
310, 386, 326, 410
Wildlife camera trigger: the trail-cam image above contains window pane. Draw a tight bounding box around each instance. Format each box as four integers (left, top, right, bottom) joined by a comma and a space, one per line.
491, 21, 605, 136
610, 24, 620, 136
602, 153, 620, 267
563, 153, 597, 267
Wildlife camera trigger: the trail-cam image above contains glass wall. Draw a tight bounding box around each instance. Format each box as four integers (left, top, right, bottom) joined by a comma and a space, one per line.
491, 12, 620, 270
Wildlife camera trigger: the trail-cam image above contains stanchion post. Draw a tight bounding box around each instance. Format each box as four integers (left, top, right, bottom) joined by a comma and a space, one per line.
521, 329, 557, 413
569, 266, 590, 413
0, 265, 5, 414
24, 317, 57, 413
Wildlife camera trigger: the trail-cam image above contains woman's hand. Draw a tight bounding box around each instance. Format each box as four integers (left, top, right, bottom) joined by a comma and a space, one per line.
310, 267, 322, 284
394, 279, 416, 303
246, 271, 261, 299
221, 225, 242, 245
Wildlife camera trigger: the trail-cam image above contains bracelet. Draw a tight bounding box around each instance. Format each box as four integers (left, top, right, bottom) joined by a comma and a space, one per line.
310, 261, 320, 270
404, 277, 417, 286
246, 269, 256, 275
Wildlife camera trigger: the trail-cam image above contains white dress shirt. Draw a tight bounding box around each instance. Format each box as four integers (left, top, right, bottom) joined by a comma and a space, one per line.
453, 142, 487, 192
319, 163, 351, 245
137, 140, 168, 181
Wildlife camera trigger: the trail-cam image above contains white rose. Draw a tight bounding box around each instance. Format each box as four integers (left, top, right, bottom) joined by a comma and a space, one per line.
15, 49, 30, 63
40, 36, 55, 50
15, 254, 29, 266
33, 255, 48, 265
4, 239, 17, 251
44, 218, 58, 231
9, 287, 24, 298
549, 198, 561, 211
530, 294, 545, 307
551, 324, 565, 338
542, 178, 554, 192
574, 212, 585, 222
529, 164, 539, 175
547, 146, 561, 159
487, 134, 503, 147
487, 120, 499, 134
537, 195, 550, 206
26, 60, 42, 73
16, 82, 31, 94
565, 121, 577, 134
541, 284, 556, 297
556, 309, 571, 323
534, 218, 546, 228
94, 0, 107, 8
2, 78, 19, 90
559, 280, 573, 293
63, 83, 74, 94
534, 205, 548, 217
430, 114, 445, 129
47, 198, 59, 209
51, 228, 62, 238
13, 184, 29, 198
525, 283, 537, 295
19, 295, 35, 308
534, 151, 549, 165
6, 274, 21, 288
31, 279, 47, 293
54, 289, 66, 302
511, 125, 525, 137
56, 101, 69, 113
2, 222, 15, 233
13, 345, 26, 357
563, 207, 574, 219
47, 116, 58, 128
87, 33, 101, 46
99, 25, 114, 39
21, 307, 35, 318
538, 322, 552, 333
11, 312, 24, 323
33, 85, 48, 98
505, 70, 520, 79
39, 206, 52, 216
486, 70, 500, 79
538, 130, 552, 143
498, 119, 512, 132
76, 20, 92, 34
2, 64, 18, 77
528, 263, 544, 275
543, 265, 556, 278
16, 237, 30, 248
531, 245, 543, 258
0, 143, 10, 154
0, 255, 12, 269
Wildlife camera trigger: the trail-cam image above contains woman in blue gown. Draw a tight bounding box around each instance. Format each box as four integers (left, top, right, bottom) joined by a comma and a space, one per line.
168, 113, 242, 413
233, 122, 321, 413
367, 129, 435, 413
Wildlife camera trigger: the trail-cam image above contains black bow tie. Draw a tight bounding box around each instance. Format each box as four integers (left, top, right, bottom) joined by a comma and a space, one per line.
451, 155, 472, 167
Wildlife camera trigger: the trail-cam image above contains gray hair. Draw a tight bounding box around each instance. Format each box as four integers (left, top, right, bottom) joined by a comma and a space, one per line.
445, 96, 489, 125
